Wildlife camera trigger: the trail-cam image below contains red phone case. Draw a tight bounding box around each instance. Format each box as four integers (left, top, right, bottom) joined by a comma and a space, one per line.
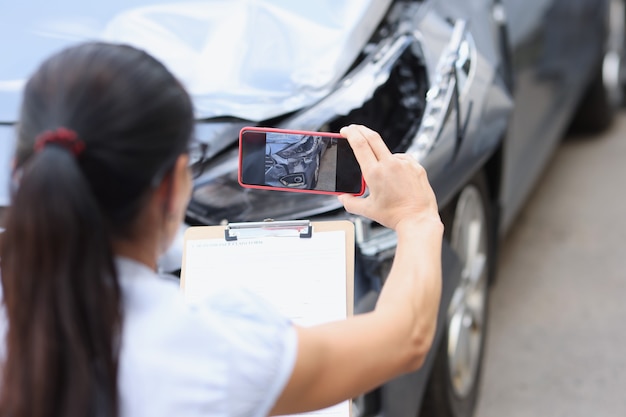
238, 127, 365, 196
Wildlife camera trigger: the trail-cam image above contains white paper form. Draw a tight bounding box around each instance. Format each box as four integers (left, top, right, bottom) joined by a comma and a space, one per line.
184, 230, 347, 325
183, 228, 351, 417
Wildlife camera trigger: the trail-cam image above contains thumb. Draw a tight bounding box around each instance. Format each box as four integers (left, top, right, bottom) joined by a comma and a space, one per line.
338, 194, 368, 217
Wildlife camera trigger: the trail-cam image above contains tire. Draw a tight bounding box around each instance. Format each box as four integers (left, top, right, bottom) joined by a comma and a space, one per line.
420, 173, 492, 417
569, 63, 614, 134
606, 0, 626, 107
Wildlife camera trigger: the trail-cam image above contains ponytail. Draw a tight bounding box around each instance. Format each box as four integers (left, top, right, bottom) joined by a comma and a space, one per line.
0, 41, 194, 417
0, 146, 121, 417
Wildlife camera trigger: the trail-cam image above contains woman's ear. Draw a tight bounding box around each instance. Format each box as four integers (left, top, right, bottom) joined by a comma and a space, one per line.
153, 154, 192, 254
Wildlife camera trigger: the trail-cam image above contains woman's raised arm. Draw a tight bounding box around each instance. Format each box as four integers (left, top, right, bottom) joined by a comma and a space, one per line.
271, 125, 443, 415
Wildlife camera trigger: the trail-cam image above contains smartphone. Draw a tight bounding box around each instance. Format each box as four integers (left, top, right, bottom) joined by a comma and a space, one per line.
239, 127, 365, 196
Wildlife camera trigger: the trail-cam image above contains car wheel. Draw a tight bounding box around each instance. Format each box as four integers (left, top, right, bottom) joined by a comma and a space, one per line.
420, 173, 491, 417
569, 63, 614, 134
605, 0, 626, 107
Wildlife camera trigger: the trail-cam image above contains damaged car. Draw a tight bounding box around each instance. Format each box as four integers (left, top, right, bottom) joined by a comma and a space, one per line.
0, 0, 622, 417
264, 134, 331, 189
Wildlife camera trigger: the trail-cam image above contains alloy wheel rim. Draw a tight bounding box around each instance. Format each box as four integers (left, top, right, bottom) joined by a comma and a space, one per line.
446, 185, 488, 398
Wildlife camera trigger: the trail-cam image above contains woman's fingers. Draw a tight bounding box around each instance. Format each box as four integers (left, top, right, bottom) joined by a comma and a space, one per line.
337, 125, 439, 231
340, 125, 392, 164
337, 193, 367, 217
339, 125, 377, 170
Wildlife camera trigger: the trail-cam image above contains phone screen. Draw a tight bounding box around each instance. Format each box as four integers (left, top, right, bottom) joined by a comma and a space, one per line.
239, 128, 364, 195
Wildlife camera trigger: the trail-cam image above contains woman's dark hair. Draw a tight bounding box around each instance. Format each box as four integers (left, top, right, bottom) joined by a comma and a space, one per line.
0, 42, 194, 417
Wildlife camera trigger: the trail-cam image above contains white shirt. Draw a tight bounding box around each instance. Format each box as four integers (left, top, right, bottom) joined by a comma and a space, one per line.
116, 257, 298, 417
0, 257, 298, 417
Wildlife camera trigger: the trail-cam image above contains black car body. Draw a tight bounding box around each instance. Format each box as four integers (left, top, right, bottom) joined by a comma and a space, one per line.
0, 1, 620, 417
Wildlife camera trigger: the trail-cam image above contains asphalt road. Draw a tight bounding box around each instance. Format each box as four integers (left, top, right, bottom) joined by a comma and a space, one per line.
474, 111, 626, 416
316, 142, 337, 191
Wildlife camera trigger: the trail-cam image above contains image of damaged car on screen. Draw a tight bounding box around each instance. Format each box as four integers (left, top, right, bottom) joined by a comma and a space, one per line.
264, 134, 331, 190
1, 0, 625, 417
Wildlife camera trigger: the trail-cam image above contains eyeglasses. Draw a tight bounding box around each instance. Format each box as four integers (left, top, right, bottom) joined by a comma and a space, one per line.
187, 138, 210, 179
150, 138, 209, 187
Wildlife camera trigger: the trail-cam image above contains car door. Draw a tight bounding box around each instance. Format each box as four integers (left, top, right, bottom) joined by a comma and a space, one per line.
497, 0, 609, 232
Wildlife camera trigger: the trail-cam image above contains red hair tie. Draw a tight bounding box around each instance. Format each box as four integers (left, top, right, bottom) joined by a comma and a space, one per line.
33, 127, 85, 157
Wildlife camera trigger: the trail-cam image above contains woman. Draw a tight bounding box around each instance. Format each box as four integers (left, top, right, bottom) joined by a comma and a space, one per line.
0, 42, 443, 417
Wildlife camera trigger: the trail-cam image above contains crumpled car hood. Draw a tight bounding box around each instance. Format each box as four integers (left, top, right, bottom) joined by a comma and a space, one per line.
0, 0, 391, 123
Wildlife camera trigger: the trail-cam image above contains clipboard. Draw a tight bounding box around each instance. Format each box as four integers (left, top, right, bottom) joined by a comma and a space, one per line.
180, 219, 354, 417
181, 220, 354, 319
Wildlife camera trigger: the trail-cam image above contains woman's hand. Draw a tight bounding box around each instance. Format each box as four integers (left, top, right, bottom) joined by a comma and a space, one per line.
338, 125, 439, 230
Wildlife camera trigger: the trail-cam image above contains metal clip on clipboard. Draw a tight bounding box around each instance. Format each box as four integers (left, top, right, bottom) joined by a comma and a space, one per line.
224, 220, 313, 241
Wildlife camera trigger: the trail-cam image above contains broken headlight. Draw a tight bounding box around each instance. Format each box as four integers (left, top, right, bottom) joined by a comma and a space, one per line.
276, 136, 317, 159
